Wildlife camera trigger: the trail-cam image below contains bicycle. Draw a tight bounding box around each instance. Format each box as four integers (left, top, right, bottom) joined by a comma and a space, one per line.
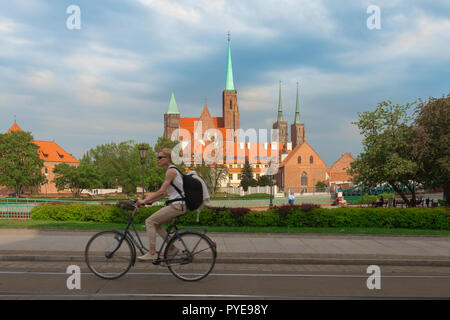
84, 200, 217, 281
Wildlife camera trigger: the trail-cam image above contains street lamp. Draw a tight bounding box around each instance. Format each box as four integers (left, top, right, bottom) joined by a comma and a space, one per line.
138, 144, 148, 199
268, 160, 274, 209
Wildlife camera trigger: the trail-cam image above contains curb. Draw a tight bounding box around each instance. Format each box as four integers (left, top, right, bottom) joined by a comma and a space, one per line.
1, 255, 450, 267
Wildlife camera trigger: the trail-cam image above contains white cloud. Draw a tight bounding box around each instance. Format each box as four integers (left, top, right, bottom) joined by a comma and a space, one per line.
63, 43, 144, 75
138, 0, 202, 24
26, 70, 55, 88
135, 0, 336, 41
336, 10, 450, 66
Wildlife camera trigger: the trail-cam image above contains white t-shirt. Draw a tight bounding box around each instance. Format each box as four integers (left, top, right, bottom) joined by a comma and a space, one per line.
167, 165, 184, 204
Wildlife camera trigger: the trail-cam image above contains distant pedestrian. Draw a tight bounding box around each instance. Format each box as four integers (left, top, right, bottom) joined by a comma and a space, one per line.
378, 195, 384, 207
288, 194, 295, 206
426, 198, 430, 207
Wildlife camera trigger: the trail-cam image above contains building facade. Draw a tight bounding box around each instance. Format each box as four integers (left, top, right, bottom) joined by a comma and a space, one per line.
2, 122, 79, 195
162, 38, 354, 192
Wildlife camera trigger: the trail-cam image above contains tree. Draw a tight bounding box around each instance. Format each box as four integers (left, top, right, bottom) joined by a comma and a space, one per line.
315, 181, 327, 192
0, 130, 46, 196
53, 162, 101, 197
240, 157, 257, 191
412, 94, 450, 204
208, 164, 228, 195
154, 136, 179, 153
257, 175, 271, 187
192, 160, 227, 196
81, 138, 175, 194
349, 100, 419, 206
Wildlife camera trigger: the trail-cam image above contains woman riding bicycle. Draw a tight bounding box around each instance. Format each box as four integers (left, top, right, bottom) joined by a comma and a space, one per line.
136, 148, 186, 261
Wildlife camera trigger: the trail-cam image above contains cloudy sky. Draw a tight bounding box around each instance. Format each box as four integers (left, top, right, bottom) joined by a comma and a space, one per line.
1, 0, 449, 166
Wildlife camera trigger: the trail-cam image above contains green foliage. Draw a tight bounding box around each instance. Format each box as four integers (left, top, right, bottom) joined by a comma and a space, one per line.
351, 193, 396, 204
0, 130, 46, 195
31, 204, 450, 230
53, 162, 101, 197
350, 100, 418, 206
82, 140, 168, 193
256, 175, 271, 186
315, 181, 327, 192
412, 94, 450, 204
240, 157, 254, 191
192, 160, 228, 195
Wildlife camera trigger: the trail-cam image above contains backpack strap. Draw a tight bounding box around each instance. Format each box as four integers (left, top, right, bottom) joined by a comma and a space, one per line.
166, 166, 185, 205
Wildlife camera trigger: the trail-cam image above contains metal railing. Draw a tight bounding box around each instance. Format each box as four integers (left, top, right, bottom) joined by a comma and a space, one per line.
0, 198, 103, 220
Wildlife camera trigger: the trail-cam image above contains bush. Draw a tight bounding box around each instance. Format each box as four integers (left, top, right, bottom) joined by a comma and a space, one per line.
30, 203, 450, 230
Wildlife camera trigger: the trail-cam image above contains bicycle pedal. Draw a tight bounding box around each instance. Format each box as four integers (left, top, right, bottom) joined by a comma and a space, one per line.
152, 259, 161, 265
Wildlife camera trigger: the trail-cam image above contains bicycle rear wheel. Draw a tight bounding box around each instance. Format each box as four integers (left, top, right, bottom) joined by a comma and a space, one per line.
85, 230, 134, 280
165, 231, 216, 281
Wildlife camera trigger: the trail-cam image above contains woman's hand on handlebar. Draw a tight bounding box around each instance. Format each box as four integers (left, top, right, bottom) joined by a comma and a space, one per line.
136, 199, 150, 207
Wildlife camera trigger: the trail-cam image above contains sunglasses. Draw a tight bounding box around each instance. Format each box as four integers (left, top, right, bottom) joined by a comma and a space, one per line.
157, 156, 167, 160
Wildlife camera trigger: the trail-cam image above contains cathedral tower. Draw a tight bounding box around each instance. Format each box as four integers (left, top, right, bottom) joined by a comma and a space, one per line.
272, 81, 288, 145
291, 82, 305, 147
222, 35, 240, 131
164, 92, 180, 139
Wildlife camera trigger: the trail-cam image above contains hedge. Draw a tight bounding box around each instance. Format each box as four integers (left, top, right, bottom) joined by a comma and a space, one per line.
30, 204, 450, 230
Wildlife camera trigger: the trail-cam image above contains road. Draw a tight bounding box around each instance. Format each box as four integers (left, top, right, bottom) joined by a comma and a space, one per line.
0, 261, 449, 300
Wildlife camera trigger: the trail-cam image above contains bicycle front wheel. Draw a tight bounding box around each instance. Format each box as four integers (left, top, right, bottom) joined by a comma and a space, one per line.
165, 231, 216, 281
85, 230, 134, 280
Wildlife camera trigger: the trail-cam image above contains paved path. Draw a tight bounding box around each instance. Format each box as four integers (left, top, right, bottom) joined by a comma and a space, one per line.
0, 229, 449, 266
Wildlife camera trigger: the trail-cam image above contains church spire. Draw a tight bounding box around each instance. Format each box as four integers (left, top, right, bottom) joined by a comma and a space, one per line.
167, 92, 180, 114
294, 82, 301, 124
277, 81, 283, 122
225, 32, 235, 91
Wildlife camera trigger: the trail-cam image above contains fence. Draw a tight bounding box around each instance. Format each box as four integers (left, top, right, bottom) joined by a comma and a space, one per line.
0, 198, 103, 220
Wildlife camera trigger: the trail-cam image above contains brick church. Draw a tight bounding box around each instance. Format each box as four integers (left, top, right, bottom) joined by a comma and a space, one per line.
163, 38, 354, 193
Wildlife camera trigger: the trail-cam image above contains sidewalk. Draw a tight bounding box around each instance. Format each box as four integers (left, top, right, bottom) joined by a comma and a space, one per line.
0, 228, 449, 266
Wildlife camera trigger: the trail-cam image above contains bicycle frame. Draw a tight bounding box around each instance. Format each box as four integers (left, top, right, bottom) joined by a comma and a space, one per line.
111, 206, 148, 258
114, 203, 211, 265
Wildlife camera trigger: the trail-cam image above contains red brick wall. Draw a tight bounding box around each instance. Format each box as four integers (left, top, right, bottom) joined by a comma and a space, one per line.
329, 152, 355, 182
39, 161, 79, 195
278, 142, 327, 192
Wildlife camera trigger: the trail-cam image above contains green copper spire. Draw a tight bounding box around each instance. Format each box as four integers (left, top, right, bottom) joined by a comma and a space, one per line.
277, 81, 283, 122
294, 82, 301, 124
167, 92, 179, 114
225, 33, 235, 91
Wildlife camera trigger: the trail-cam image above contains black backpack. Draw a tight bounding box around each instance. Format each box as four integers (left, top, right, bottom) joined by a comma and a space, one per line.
166, 166, 204, 211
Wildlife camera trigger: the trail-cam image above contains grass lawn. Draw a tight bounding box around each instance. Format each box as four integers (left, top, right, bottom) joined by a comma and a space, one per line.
0, 219, 449, 236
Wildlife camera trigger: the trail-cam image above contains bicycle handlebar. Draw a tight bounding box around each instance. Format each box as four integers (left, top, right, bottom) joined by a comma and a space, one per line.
116, 199, 138, 210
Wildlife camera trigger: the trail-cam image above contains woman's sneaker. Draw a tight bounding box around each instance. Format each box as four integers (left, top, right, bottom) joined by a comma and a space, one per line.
137, 252, 157, 262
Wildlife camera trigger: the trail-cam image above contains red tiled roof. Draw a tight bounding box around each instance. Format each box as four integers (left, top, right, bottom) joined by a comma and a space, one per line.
5, 123, 79, 164
33, 140, 79, 163
6, 122, 23, 133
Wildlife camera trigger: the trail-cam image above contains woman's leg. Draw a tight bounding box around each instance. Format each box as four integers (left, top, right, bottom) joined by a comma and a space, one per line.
145, 204, 185, 254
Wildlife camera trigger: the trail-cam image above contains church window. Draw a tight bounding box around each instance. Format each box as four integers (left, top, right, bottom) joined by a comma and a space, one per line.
297, 156, 301, 164
230, 99, 233, 109
310, 156, 313, 164
301, 172, 308, 186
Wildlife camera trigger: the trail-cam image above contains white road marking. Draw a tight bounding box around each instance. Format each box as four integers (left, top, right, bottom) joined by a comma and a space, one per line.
0, 270, 450, 279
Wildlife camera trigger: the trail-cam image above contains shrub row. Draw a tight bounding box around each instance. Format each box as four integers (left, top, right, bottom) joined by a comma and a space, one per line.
30, 203, 450, 230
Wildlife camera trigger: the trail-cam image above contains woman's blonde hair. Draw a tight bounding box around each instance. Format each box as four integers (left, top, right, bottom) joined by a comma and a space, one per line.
158, 148, 172, 162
